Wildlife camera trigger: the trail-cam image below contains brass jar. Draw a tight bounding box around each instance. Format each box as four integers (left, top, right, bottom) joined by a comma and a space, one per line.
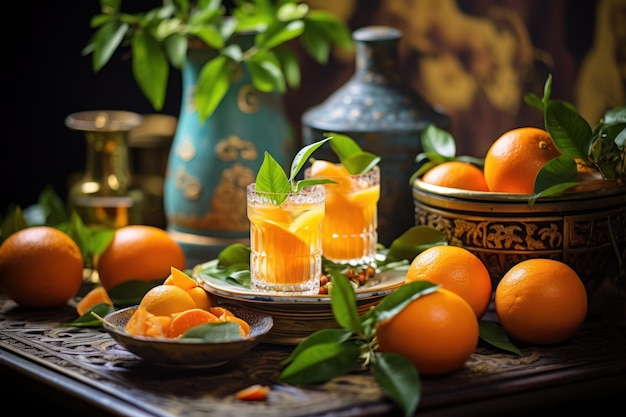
412, 179, 626, 297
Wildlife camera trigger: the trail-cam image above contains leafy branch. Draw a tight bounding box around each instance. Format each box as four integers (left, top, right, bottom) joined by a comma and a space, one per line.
524, 74, 625, 203
84, 0, 354, 120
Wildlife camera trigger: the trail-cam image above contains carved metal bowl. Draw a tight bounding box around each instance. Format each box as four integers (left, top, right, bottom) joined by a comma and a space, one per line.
103, 305, 273, 368
412, 179, 626, 296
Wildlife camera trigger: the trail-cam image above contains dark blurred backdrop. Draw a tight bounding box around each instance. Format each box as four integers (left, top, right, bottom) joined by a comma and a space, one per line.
2, 0, 612, 215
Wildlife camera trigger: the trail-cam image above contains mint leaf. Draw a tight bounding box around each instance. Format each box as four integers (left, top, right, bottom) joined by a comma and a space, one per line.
256, 138, 333, 205
325, 132, 380, 174
290, 138, 332, 181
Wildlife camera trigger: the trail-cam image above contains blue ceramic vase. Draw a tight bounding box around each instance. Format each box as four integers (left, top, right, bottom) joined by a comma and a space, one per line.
302, 26, 451, 246
164, 45, 295, 268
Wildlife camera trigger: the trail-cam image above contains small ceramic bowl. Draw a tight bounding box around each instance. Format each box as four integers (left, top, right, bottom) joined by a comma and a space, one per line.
412, 178, 626, 297
103, 305, 273, 368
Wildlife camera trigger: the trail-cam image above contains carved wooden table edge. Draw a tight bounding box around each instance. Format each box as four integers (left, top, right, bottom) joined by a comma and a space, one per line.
1, 289, 625, 417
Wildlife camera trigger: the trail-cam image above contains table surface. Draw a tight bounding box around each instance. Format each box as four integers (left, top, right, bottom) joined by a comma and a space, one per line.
1, 284, 625, 417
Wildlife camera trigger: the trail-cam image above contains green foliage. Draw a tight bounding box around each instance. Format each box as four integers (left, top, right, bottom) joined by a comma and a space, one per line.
66, 303, 116, 328
0, 187, 115, 272
84, 0, 354, 120
409, 124, 485, 184
524, 74, 626, 204
255, 138, 336, 205
323, 132, 381, 175
278, 273, 522, 416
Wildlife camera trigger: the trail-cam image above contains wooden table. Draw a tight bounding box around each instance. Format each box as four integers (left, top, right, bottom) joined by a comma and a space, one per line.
1, 288, 625, 416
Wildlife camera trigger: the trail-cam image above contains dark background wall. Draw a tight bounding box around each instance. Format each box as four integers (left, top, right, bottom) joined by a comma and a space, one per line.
1, 0, 615, 215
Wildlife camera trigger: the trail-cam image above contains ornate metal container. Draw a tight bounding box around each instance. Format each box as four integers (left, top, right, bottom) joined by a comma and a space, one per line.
302, 26, 450, 246
412, 179, 626, 297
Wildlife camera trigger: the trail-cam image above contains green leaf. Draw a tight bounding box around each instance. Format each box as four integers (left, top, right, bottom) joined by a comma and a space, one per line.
533, 155, 578, 193
300, 26, 332, 64
325, 132, 380, 174
217, 243, 251, 268
181, 321, 243, 341
0, 206, 28, 243
289, 138, 332, 183
365, 281, 439, 324
37, 187, 67, 224
603, 106, 626, 124
248, 53, 286, 93
257, 20, 305, 50
131, 31, 169, 111
255, 151, 292, 204
92, 20, 128, 72
544, 100, 592, 159
107, 279, 162, 307
371, 353, 421, 417
189, 24, 224, 49
163, 32, 188, 69
421, 124, 456, 158
479, 320, 523, 356
279, 341, 362, 385
65, 303, 115, 328
196, 54, 234, 120
384, 226, 448, 264
274, 45, 301, 89
304, 10, 354, 50
528, 181, 582, 206
281, 328, 353, 366
329, 272, 363, 333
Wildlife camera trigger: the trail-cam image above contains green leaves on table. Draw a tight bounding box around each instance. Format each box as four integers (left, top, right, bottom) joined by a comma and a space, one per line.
279, 278, 440, 417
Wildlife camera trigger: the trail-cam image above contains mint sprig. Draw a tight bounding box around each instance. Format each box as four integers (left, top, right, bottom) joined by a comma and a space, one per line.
255, 138, 337, 205
323, 132, 381, 175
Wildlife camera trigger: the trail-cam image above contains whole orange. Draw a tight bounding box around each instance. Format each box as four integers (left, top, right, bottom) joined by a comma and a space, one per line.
494, 258, 587, 345
404, 245, 492, 318
483, 127, 561, 193
376, 288, 479, 376
96, 225, 186, 290
0, 226, 83, 308
421, 161, 489, 192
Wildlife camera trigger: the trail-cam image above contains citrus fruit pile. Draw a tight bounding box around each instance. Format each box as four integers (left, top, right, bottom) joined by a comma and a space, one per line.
376, 245, 588, 376
124, 267, 250, 339
420, 127, 593, 193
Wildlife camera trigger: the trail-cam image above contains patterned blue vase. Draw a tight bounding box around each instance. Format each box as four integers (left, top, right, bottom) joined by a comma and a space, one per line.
302, 26, 451, 246
164, 45, 295, 268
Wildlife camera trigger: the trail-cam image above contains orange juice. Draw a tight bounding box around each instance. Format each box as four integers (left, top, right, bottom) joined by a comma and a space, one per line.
247, 184, 325, 294
306, 161, 380, 265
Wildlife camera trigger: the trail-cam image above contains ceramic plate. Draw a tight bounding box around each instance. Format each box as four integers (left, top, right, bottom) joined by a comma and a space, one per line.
103, 305, 273, 368
192, 259, 407, 305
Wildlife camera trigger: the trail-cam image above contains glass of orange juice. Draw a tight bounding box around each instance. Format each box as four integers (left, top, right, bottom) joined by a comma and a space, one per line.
247, 183, 325, 294
305, 161, 380, 266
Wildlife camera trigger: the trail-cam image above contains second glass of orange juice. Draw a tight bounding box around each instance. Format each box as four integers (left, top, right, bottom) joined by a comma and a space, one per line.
306, 161, 380, 266
247, 183, 325, 294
